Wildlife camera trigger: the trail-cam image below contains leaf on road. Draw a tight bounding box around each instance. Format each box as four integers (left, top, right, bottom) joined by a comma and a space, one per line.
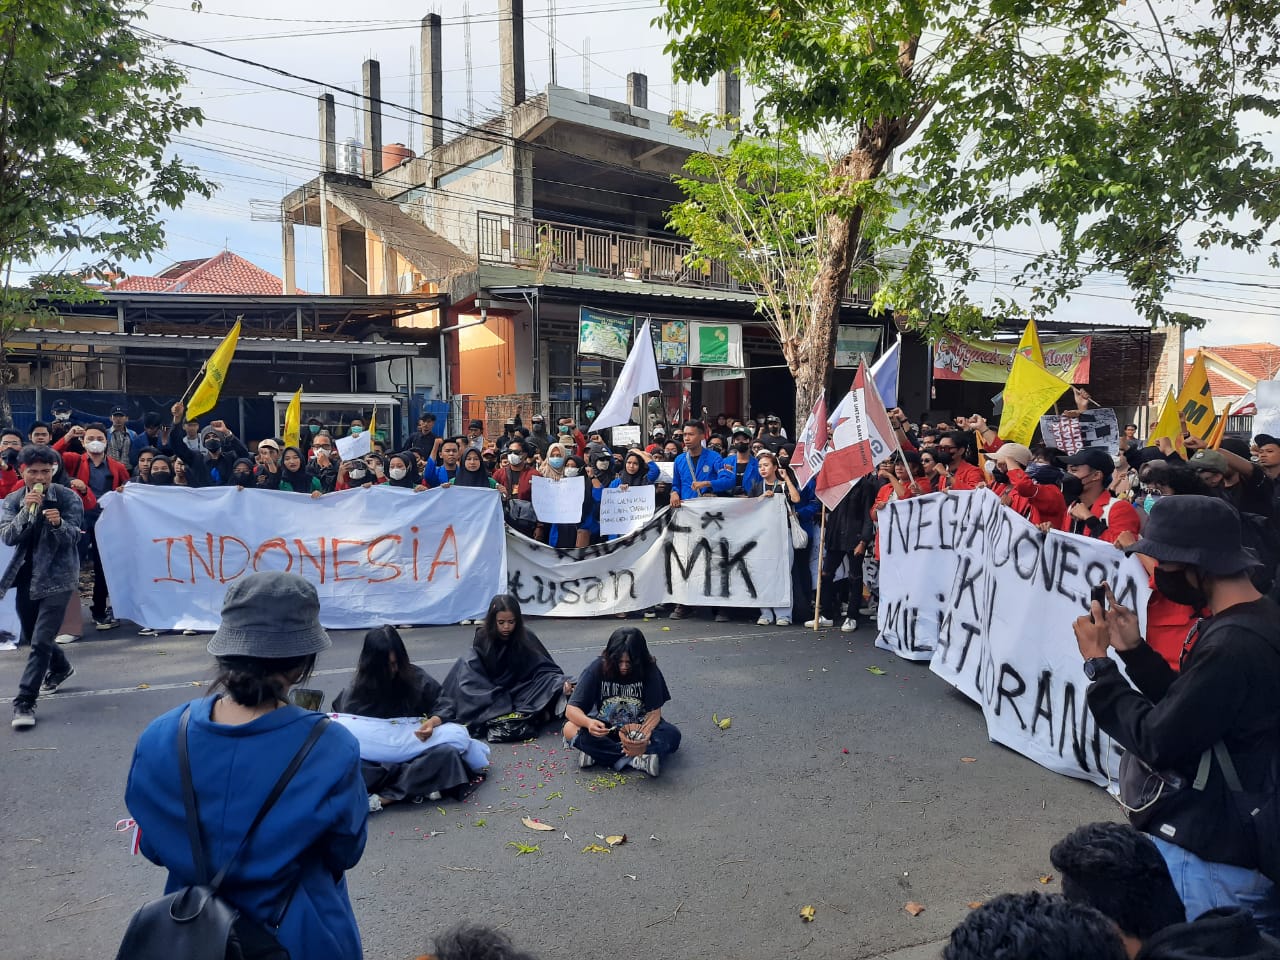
521, 817, 555, 831
506, 841, 540, 856
473, 819, 487, 827
649, 834, 661, 841
606, 834, 627, 846
582, 844, 611, 854
800, 905, 816, 922
905, 902, 925, 917
960, 757, 978, 763
136, 683, 151, 689
625, 874, 638, 881
711, 713, 732, 729
866, 666, 886, 676
1038, 874, 1054, 884
967, 901, 984, 910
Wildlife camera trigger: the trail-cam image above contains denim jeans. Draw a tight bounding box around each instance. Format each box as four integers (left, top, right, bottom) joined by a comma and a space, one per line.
573, 719, 682, 770
15, 587, 74, 707
1151, 835, 1280, 937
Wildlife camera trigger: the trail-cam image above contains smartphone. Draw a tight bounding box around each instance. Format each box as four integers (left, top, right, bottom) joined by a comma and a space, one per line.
1090, 583, 1108, 610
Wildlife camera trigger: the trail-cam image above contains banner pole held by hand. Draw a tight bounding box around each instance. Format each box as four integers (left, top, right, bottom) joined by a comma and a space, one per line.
813, 506, 827, 632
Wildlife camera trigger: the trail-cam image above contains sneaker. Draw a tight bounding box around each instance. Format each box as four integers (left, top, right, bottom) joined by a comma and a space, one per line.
841, 617, 858, 633
11, 704, 35, 730
367, 794, 384, 813
714, 612, 729, 623
94, 616, 118, 632
577, 750, 596, 769
137, 627, 160, 637
776, 617, 792, 626
0, 636, 16, 651
643, 609, 657, 619
40, 665, 74, 694
756, 615, 774, 625
54, 634, 77, 645
427, 790, 443, 801
458, 619, 473, 626
632, 753, 660, 777
181, 629, 198, 636
668, 605, 688, 620
804, 616, 834, 628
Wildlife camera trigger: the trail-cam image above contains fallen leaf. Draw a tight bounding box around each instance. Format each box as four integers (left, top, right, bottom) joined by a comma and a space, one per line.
606, 834, 627, 846
473, 819, 487, 827
713, 715, 732, 730
649, 834, 661, 841
661, 626, 671, 631
866, 666, 886, 676
136, 683, 151, 689
582, 843, 611, 854
506, 841, 540, 856
624, 874, 638, 881
967, 901, 984, 910
841, 748, 850, 754
905, 901, 925, 917
960, 757, 978, 763
521, 817, 555, 832
437, 807, 447, 816
799, 905, 816, 922
1038, 874, 1054, 884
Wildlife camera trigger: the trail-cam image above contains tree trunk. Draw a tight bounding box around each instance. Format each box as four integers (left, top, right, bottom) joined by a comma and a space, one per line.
0, 330, 10, 429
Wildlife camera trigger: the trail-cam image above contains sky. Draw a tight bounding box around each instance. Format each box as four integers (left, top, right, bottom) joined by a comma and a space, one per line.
19, 0, 1280, 349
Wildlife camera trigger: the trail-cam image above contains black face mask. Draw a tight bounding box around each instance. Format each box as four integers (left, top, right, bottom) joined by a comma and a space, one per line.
1154, 567, 1208, 611
991, 467, 1009, 485
150, 472, 173, 485
234, 471, 253, 486
1, 449, 17, 468
204, 439, 222, 454
1061, 475, 1084, 503
735, 441, 750, 452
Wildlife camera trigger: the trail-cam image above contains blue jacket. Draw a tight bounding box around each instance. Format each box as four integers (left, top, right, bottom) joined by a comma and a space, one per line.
718, 455, 763, 497
672, 448, 725, 500
126, 699, 368, 960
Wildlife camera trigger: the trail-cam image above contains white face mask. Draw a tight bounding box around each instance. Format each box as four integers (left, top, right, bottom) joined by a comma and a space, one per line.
389, 467, 408, 481
348, 467, 367, 479
85, 440, 107, 454
563, 466, 580, 477
508, 453, 523, 466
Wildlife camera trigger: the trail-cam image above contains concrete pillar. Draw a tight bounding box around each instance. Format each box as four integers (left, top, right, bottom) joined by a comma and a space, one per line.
318, 93, 336, 171
627, 72, 648, 109
498, 0, 525, 112
362, 59, 383, 177
281, 220, 296, 294
717, 67, 741, 123
421, 14, 444, 151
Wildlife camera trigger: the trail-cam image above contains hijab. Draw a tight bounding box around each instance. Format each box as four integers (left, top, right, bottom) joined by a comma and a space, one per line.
148, 455, 175, 486
620, 451, 651, 486
279, 446, 311, 491
386, 452, 418, 488
540, 442, 567, 480
473, 596, 555, 686
231, 457, 256, 488
455, 449, 491, 487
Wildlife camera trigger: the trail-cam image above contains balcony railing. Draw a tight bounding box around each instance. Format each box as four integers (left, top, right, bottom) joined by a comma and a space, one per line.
476, 211, 874, 305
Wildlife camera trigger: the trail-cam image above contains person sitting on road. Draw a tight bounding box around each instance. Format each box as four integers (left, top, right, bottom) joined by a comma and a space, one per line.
564, 626, 679, 778
332, 626, 488, 812
440, 595, 574, 743
944, 891, 1127, 960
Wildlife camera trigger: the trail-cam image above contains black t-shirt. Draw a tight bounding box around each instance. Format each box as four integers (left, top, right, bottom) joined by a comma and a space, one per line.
569, 658, 671, 727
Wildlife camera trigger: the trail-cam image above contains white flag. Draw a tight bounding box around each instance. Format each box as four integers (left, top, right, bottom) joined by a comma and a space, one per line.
591, 319, 661, 432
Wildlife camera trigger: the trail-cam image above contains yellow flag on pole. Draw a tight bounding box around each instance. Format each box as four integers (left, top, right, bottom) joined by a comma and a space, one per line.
1015, 318, 1046, 369
1177, 350, 1216, 441
186, 319, 242, 421
368, 407, 377, 441
1147, 387, 1187, 459
283, 386, 302, 449
1206, 401, 1229, 450
999, 349, 1070, 446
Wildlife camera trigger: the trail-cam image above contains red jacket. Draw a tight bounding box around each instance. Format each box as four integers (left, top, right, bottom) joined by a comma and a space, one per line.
58, 450, 131, 493
0, 466, 21, 498
949, 459, 986, 491
1073, 490, 1141, 544
1004, 467, 1068, 530
493, 466, 534, 501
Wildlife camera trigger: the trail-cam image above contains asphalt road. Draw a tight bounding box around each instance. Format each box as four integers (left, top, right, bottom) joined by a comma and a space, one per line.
0, 610, 1119, 960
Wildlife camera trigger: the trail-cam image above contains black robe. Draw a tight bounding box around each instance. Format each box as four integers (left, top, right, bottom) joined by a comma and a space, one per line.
332, 665, 477, 802
440, 627, 568, 734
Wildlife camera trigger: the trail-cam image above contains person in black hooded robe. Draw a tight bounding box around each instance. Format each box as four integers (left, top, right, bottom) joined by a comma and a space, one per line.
332, 626, 483, 807
440, 594, 573, 742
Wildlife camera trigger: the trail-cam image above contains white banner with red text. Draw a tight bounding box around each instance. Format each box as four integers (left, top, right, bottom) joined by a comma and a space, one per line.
95, 485, 507, 629
875, 488, 1151, 786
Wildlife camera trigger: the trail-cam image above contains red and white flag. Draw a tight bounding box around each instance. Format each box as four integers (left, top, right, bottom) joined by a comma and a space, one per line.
791, 391, 829, 489
815, 363, 896, 510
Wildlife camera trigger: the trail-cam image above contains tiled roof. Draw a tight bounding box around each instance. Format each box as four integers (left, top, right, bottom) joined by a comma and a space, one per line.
113, 251, 300, 295
1184, 343, 1280, 399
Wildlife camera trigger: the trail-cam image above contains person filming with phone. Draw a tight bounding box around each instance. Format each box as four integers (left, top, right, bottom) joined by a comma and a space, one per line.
1072, 495, 1280, 935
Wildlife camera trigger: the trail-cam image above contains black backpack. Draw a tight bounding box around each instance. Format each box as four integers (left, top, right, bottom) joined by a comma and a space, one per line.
115, 709, 331, 960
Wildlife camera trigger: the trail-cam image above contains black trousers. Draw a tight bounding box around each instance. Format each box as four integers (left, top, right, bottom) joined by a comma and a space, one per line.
819, 548, 863, 619
15, 586, 74, 707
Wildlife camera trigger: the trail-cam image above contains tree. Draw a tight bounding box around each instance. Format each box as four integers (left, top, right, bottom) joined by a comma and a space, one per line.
0, 0, 213, 423
657, 0, 1280, 415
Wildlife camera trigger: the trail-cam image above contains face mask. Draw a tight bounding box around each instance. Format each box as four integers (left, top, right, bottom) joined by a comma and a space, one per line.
1154, 567, 1208, 610
350, 427, 363, 435
533, 423, 546, 434
85, 440, 106, 455
547, 456, 565, 470
234, 471, 253, 485
204, 439, 221, 453
508, 453, 523, 466
558, 426, 570, 435
596, 459, 611, 471
563, 466, 580, 477
1026, 463, 1063, 485
348, 467, 367, 480
389, 467, 408, 481
53, 412, 71, 422
585, 410, 596, 421
991, 467, 1009, 485
150, 472, 172, 485
1143, 492, 1162, 513
1061, 475, 1084, 503
735, 441, 750, 452
0, 449, 16, 467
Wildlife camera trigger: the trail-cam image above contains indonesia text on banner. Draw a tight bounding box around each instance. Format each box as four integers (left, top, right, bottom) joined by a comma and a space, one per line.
874, 489, 1150, 786
95, 485, 507, 629
505, 496, 791, 617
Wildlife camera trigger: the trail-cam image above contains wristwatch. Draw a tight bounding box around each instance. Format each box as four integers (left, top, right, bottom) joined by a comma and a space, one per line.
1082, 657, 1116, 681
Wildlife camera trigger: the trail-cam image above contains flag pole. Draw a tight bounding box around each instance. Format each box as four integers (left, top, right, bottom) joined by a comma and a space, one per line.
813, 505, 827, 633
177, 361, 208, 410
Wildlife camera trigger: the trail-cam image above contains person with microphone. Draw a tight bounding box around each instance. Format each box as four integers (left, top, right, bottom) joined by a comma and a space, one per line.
1, 445, 83, 730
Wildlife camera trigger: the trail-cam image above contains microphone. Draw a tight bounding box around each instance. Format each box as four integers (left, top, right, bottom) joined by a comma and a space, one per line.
28, 483, 43, 517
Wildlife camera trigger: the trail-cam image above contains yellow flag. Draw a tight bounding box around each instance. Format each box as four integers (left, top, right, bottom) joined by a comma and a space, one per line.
1016, 319, 1046, 368
1206, 401, 1229, 450
1147, 387, 1187, 459
999, 351, 1069, 446
283, 386, 302, 449
1177, 351, 1216, 441
186, 319, 242, 421
368, 407, 377, 440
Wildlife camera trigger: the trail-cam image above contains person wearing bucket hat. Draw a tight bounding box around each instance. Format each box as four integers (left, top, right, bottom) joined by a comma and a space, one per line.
1065, 447, 1142, 545
1073, 496, 1280, 935
124, 572, 367, 960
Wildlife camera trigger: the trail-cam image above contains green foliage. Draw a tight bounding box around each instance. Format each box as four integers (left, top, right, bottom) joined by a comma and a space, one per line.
658, 0, 1280, 335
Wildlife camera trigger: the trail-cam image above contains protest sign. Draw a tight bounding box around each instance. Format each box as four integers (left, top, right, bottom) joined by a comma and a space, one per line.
599, 487, 655, 536
655, 461, 674, 484
95, 485, 506, 629
611, 425, 641, 448
335, 430, 371, 461
1039, 408, 1120, 454
0, 541, 20, 639
506, 497, 790, 617
531, 475, 586, 523
876, 489, 1150, 785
